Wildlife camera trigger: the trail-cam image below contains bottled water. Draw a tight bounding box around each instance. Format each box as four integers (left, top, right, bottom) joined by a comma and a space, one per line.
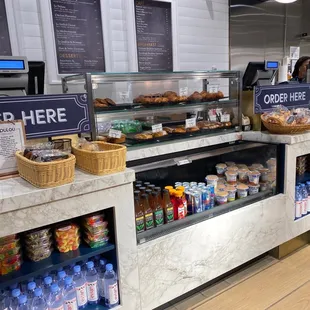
72, 265, 87, 309
49, 284, 64, 310
10, 289, 21, 310
300, 184, 308, 216
1, 289, 11, 310
98, 259, 107, 301
85, 261, 99, 305
27, 282, 36, 304
43, 277, 52, 297
295, 186, 302, 219
57, 271, 67, 290
80, 260, 87, 278
66, 264, 76, 277
63, 277, 78, 310
31, 288, 48, 310
306, 181, 310, 213
103, 264, 119, 308
17, 295, 28, 310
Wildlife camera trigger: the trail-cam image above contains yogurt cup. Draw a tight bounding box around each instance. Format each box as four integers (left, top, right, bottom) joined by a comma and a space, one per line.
260, 182, 269, 192
225, 161, 236, 167
217, 184, 227, 192
227, 166, 238, 173
248, 170, 261, 185
237, 164, 248, 169
251, 163, 264, 170
206, 175, 219, 189
238, 168, 249, 182
258, 168, 270, 183
237, 184, 249, 199
248, 184, 260, 195
225, 171, 238, 185
215, 163, 227, 177
226, 185, 236, 202
216, 191, 228, 205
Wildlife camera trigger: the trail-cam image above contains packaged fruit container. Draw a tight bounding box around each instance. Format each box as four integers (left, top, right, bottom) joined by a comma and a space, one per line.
24, 228, 51, 242
56, 236, 80, 253
27, 246, 52, 262
0, 239, 20, 255
0, 245, 20, 260
0, 234, 17, 246
83, 221, 108, 235
85, 229, 109, 242
0, 257, 22, 275
83, 213, 104, 225
55, 224, 80, 253
84, 236, 109, 248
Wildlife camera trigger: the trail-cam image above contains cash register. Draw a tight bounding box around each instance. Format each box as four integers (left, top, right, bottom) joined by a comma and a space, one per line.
0, 56, 29, 97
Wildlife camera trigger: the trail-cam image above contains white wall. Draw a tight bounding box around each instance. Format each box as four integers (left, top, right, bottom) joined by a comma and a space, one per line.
7, 0, 228, 94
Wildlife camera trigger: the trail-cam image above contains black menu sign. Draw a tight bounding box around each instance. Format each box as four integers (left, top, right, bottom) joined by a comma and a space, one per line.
51, 0, 105, 74
135, 0, 173, 72
0, 0, 12, 56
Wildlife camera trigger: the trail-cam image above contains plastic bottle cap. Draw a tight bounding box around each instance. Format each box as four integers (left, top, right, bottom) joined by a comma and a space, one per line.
12, 289, 21, 298
50, 284, 59, 293
27, 281, 36, 290
18, 295, 27, 304
175, 190, 183, 198
65, 276, 72, 285
73, 265, 81, 273
44, 276, 52, 285
86, 261, 94, 269
100, 259, 106, 266
58, 270, 66, 279
106, 263, 113, 271
34, 288, 42, 297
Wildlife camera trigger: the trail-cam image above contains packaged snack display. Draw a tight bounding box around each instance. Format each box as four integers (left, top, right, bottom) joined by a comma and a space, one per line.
55, 224, 80, 253
0, 234, 17, 246
26, 246, 52, 262
0, 254, 22, 276
24, 228, 50, 242
0, 238, 20, 254
83, 221, 108, 235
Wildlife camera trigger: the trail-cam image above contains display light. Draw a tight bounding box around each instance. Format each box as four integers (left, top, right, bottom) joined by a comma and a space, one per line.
275, 0, 297, 3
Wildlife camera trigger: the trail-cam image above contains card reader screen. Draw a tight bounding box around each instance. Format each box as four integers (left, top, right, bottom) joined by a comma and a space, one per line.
266, 61, 279, 69
0, 60, 25, 70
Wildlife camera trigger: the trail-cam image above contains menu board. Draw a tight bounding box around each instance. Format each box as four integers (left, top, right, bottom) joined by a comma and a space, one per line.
135, 0, 173, 72
0, 0, 12, 56
51, 0, 105, 74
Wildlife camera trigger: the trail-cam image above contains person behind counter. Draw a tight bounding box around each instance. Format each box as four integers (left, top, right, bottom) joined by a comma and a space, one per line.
291, 56, 310, 83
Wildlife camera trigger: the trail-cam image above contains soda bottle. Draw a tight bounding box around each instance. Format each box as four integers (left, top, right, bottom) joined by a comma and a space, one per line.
98, 259, 107, 301
134, 192, 145, 234
31, 288, 48, 310
103, 264, 119, 308
85, 261, 99, 305
300, 184, 308, 216
17, 295, 28, 310
306, 181, 310, 213
10, 289, 21, 310
58, 271, 67, 291
49, 284, 64, 310
295, 186, 302, 219
162, 189, 174, 223
141, 194, 154, 230
27, 282, 36, 304
72, 265, 88, 309
152, 192, 164, 227
63, 277, 78, 310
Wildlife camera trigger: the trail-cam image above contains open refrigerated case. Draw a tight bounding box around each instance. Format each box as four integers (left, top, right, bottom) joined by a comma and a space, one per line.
61, 71, 241, 145
128, 140, 284, 245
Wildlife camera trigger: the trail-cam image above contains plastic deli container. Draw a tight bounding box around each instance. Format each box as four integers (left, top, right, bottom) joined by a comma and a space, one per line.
0, 234, 17, 246
225, 161, 236, 167
55, 224, 80, 253
0, 254, 22, 275
237, 184, 249, 199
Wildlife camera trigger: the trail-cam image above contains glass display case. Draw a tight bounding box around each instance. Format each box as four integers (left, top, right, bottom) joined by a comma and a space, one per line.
62, 71, 242, 145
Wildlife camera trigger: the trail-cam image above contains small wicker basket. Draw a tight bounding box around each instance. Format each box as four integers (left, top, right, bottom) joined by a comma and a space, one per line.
72, 142, 126, 175
261, 115, 310, 135
15, 152, 76, 188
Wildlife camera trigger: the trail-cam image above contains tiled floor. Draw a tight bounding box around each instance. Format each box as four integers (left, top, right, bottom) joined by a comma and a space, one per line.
165, 246, 310, 310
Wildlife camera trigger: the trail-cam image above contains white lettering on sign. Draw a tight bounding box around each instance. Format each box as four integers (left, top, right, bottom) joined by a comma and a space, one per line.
263, 92, 306, 105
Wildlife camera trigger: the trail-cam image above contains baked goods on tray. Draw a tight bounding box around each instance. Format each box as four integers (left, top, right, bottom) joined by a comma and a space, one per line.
134, 133, 153, 140
153, 130, 168, 138
93, 98, 116, 108
107, 134, 126, 144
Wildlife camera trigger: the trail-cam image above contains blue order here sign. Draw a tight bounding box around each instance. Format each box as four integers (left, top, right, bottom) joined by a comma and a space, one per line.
0, 93, 91, 138
254, 84, 310, 113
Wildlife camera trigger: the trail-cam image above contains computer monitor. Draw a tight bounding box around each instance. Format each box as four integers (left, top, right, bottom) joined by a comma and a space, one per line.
27, 61, 45, 95
243, 61, 278, 91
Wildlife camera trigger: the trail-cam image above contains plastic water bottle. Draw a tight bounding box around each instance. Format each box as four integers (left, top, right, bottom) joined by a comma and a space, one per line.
80, 260, 87, 278
300, 184, 308, 216
66, 264, 76, 277
1, 289, 11, 310
85, 261, 99, 305
98, 259, 107, 301
31, 288, 47, 310
49, 284, 64, 310
295, 186, 302, 219
10, 289, 21, 310
306, 181, 310, 213
27, 282, 36, 304
43, 277, 52, 297
63, 277, 78, 310
72, 265, 87, 309
103, 264, 119, 308
58, 271, 67, 290
17, 295, 28, 310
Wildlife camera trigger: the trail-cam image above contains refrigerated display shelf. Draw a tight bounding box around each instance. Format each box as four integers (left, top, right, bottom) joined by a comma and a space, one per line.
296, 172, 310, 184
0, 243, 115, 289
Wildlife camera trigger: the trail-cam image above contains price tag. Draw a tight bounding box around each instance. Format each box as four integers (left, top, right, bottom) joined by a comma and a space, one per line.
118, 91, 130, 103
220, 114, 230, 122
209, 115, 217, 122
152, 123, 163, 133
108, 129, 122, 138
185, 118, 196, 128
208, 85, 219, 93
176, 159, 192, 166
180, 87, 188, 96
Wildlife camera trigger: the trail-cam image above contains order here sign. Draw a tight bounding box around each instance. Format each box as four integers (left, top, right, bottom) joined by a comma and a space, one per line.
254, 84, 310, 114
0, 94, 91, 138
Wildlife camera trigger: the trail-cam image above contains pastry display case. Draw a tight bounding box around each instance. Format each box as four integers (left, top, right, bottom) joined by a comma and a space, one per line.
61, 71, 242, 145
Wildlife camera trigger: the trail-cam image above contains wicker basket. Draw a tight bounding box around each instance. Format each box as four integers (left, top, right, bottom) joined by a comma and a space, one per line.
261, 115, 310, 134
16, 152, 76, 188
72, 142, 126, 175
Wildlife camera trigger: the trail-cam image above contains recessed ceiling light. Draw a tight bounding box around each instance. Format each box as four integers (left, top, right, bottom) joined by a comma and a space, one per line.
275, 0, 297, 3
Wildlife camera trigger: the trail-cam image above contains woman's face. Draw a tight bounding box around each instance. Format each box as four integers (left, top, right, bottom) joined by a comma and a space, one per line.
299, 59, 310, 79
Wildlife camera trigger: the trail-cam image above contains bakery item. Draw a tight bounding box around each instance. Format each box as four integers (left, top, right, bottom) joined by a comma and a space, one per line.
162, 97, 169, 103
200, 91, 209, 99
153, 130, 168, 138
189, 92, 203, 102
154, 97, 163, 104
217, 91, 224, 99
105, 98, 116, 106
96, 136, 108, 142
173, 127, 186, 134
186, 126, 200, 132
107, 134, 126, 144
168, 96, 179, 103
163, 127, 174, 133
163, 91, 177, 97
134, 133, 153, 140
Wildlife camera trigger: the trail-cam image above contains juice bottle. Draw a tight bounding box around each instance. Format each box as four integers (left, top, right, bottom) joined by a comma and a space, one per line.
145, 189, 153, 208
151, 192, 164, 227
141, 194, 154, 230
162, 189, 174, 224
176, 186, 187, 216
154, 187, 162, 205
140, 187, 146, 194
174, 190, 185, 220
134, 193, 145, 234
